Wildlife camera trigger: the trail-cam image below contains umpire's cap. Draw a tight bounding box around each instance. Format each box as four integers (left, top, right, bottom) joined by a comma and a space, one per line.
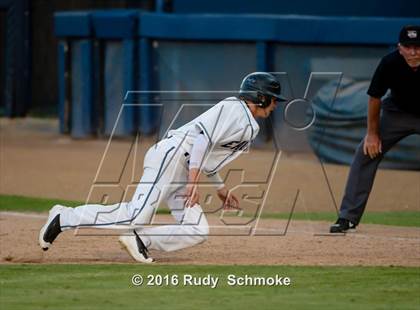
399, 25, 420, 46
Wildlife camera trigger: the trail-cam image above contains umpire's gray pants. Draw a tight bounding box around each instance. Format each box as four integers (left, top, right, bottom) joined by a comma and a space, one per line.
339, 110, 420, 224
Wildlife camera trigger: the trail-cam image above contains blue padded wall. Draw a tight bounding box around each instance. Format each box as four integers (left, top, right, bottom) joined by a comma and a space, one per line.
92, 10, 138, 39
92, 10, 137, 136
137, 37, 157, 135
55, 11, 94, 137
57, 41, 68, 133
103, 40, 135, 136
55, 11, 92, 37
172, 0, 420, 17
71, 40, 93, 138
138, 13, 420, 44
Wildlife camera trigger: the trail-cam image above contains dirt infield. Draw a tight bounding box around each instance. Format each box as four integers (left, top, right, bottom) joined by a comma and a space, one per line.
1, 212, 419, 266
0, 118, 419, 266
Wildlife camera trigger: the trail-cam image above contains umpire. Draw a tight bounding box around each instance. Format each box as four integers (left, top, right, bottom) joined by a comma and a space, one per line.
330, 25, 420, 233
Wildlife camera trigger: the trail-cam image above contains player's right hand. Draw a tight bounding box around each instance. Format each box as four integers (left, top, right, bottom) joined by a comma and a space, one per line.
217, 188, 240, 210
363, 133, 382, 159
185, 184, 200, 208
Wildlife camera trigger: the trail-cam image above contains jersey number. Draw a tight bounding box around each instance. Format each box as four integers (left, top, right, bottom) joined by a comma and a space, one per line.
221, 141, 249, 151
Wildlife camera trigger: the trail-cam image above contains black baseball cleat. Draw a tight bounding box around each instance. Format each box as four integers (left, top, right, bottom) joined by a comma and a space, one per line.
330, 218, 357, 233
119, 230, 154, 263
39, 205, 65, 251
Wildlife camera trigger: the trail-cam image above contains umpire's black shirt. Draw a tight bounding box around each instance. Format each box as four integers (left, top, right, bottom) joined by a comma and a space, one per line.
367, 50, 420, 116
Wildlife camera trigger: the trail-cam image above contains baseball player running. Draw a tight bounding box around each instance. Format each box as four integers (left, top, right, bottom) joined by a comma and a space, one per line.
39, 72, 287, 263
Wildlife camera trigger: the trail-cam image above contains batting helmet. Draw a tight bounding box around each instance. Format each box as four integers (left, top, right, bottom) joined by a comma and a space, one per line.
239, 72, 287, 108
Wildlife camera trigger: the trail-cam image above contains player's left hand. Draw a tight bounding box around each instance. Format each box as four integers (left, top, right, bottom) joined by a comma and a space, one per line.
217, 188, 240, 210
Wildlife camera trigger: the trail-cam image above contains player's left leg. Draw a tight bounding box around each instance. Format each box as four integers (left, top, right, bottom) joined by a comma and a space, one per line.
139, 203, 209, 252
123, 184, 209, 254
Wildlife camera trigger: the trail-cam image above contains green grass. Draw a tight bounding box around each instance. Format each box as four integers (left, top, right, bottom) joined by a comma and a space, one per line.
0, 194, 419, 227
0, 265, 419, 310
0, 195, 82, 212
255, 211, 420, 227
0, 194, 171, 214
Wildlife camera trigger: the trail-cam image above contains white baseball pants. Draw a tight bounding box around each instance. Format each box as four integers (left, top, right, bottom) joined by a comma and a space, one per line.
58, 138, 209, 252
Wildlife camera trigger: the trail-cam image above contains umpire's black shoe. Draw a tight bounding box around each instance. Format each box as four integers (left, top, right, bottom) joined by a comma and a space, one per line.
330, 218, 357, 233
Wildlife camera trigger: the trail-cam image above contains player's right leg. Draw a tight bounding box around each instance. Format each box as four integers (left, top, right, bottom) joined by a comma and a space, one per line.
38, 204, 66, 251
38, 170, 155, 251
